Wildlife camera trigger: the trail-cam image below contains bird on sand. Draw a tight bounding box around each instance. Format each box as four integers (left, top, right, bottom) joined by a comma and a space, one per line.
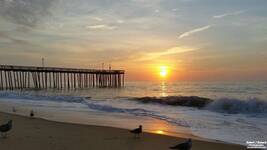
30, 110, 34, 117
130, 125, 142, 137
169, 139, 192, 150
0, 120, 12, 138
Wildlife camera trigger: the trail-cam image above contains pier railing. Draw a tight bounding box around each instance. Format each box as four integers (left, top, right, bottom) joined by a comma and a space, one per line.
0, 65, 125, 90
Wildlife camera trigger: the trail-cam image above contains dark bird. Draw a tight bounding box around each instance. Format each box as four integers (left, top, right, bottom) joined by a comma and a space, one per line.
30, 110, 34, 117
170, 139, 192, 150
0, 120, 12, 138
130, 125, 142, 137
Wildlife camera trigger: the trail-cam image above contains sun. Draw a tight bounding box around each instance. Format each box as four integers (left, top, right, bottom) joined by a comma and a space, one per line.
159, 66, 168, 78
155, 130, 165, 134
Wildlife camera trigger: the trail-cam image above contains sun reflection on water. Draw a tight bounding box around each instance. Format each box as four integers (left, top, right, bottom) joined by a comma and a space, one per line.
147, 120, 172, 135
160, 81, 167, 97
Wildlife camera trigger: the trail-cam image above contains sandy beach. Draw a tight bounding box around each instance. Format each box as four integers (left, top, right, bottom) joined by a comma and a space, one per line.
0, 112, 244, 150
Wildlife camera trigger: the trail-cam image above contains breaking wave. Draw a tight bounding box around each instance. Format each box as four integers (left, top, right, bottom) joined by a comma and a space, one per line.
130, 96, 267, 114
131, 96, 212, 108
205, 98, 267, 114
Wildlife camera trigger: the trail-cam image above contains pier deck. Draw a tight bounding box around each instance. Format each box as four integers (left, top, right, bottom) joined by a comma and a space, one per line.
0, 65, 125, 90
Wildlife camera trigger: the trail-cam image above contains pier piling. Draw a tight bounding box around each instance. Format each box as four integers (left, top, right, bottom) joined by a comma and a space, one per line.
0, 65, 125, 90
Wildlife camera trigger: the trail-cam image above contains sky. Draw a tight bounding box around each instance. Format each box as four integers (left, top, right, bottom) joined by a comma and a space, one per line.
0, 0, 267, 81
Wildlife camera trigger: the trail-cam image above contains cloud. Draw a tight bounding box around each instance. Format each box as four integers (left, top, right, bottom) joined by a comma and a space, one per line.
0, 31, 30, 45
137, 46, 196, 61
116, 20, 125, 24
92, 17, 103, 21
178, 25, 212, 39
0, 0, 55, 27
154, 9, 160, 13
172, 8, 179, 12
213, 10, 245, 19
86, 24, 117, 30
150, 46, 196, 56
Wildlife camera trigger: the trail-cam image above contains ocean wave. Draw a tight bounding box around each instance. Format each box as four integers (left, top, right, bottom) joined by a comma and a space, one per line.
0, 91, 85, 103
130, 96, 267, 114
81, 100, 189, 127
1, 91, 267, 115
131, 96, 213, 108
205, 98, 267, 114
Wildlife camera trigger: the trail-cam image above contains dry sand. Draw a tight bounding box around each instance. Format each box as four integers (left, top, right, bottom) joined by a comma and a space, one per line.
0, 112, 244, 150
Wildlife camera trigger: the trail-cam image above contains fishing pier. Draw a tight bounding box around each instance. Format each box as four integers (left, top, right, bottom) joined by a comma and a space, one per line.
0, 65, 125, 90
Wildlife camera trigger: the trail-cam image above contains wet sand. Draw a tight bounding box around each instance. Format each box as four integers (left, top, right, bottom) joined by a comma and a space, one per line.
0, 112, 244, 150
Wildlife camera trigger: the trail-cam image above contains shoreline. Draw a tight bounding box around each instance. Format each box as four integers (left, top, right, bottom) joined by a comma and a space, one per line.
0, 112, 244, 150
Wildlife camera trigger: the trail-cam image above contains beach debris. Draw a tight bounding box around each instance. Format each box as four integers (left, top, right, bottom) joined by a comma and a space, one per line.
130, 125, 142, 137
169, 138, 192, 150
0, 120, 12, 138
30, 110, 34, 117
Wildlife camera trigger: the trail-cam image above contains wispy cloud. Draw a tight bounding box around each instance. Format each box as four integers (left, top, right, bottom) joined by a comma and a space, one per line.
0, 31, 28, 45
86, 24, 116, 30
92, 17, 103, 21
178, 25, 212, 39
150, 46, 196, 56
213, 10, 245, 19
137, 46, 196, 61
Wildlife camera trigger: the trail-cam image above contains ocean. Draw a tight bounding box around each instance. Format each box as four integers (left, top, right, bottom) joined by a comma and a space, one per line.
0, 81, 266, 145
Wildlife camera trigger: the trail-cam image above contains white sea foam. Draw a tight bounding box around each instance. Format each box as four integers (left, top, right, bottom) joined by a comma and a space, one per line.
0, 91, 84, 103
205, 98, 267, 114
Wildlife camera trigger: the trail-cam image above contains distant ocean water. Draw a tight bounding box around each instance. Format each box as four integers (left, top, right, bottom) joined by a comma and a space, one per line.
0, 81, 266, 145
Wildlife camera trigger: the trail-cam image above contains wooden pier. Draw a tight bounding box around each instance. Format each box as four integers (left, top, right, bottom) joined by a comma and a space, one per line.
0, 65, 125, 90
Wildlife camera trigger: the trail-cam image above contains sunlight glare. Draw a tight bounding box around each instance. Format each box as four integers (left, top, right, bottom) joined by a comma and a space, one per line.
159, 66, 168, 78
155, 130, 165, 134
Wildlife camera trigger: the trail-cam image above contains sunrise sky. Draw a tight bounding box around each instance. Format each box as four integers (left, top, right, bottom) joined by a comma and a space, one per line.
0, 0, 267, 81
